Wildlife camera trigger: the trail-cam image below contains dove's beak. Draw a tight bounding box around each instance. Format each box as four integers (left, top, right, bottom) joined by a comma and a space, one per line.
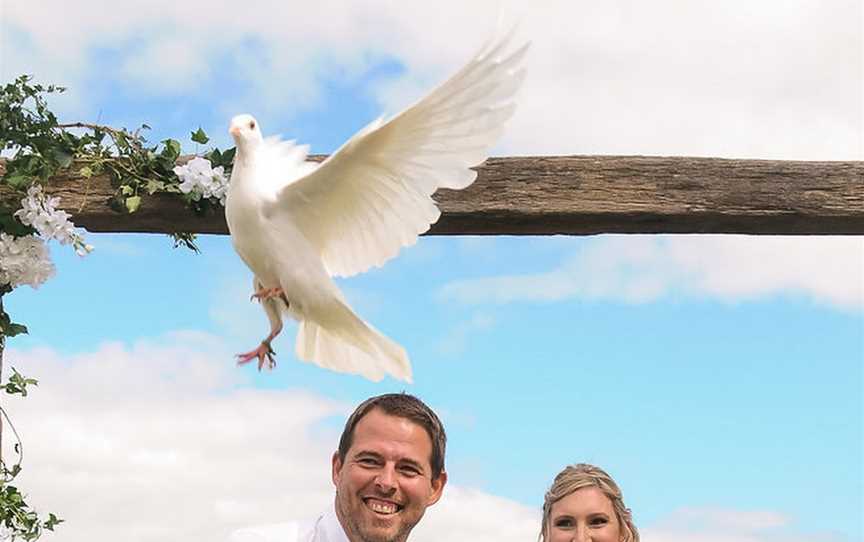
229, 125, 241, 138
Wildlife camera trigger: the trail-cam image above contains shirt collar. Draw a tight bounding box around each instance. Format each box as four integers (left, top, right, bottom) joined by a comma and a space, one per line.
319, 503, 350, 542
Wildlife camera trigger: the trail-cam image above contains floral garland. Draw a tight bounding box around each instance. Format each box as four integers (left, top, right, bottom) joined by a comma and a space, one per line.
174, 156, 229, 206
0, 157, 228, 290
0, 74, 233, 323
0, 75, 231, 539
0, 184, 92, 290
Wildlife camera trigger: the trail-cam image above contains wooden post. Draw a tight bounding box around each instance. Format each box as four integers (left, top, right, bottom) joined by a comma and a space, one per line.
2, 155, 861, 236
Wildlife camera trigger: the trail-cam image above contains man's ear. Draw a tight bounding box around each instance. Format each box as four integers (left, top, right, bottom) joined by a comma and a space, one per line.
426, 470, 448, 506
331, 452, 343, 486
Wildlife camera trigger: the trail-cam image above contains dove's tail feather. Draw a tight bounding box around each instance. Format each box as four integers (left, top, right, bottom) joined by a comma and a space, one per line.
295, 301, 412, 383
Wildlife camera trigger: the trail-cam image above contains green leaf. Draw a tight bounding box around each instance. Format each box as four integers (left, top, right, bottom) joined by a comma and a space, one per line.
0, 310, 13, 336
125, 195, 141, 213
3, 383, 21, 394
8, 487, 24, 504
115, 130, 129, 148
79, 166, 93, 178
191, 127, 209, 144
207, 148, 222, 165
120, 185, 134, 196
3, 174, 31, 190
108, 194, 126, 213
6, 323, 28, 337
0, 207, 36, 236
160, 184, 182, 194
161, 138, 181, 161
222, 147, 236, 164
145, 179, 165, 194
52, 148, 73, 169
2, 368, 37, 397
44, 513, 64, 530
171, 232, 200, 253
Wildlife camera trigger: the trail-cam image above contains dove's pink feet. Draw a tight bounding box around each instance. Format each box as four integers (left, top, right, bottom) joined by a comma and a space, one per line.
250, 287, 286, 302
236, 342, 276, 371
236, 322, 283, 372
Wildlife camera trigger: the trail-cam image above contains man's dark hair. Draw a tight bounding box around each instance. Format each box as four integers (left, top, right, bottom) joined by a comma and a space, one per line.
337, 393, 447, 480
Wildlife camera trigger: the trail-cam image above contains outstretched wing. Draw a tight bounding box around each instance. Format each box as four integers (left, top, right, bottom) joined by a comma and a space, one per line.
273, 28, 529, 278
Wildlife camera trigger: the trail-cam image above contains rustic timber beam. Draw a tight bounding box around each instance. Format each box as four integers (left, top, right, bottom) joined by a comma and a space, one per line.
1, 155, 861, 235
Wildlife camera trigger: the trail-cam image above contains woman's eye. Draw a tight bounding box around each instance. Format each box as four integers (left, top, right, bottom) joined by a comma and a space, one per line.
590, 517, 608, 526
553, 518, 573, 528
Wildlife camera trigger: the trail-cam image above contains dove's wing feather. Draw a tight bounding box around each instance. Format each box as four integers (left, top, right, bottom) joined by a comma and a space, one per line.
273, 29, 529, 278
253, 136, 317, 201
296, 300, 411, 382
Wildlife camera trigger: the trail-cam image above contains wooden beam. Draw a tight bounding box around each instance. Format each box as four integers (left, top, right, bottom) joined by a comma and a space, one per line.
1, 155, 861, 235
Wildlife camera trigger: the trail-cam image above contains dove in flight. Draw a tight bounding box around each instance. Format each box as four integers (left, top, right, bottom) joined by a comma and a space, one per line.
225, 28, 528, 382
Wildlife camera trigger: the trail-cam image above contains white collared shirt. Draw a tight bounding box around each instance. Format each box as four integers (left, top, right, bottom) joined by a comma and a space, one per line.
229, 504, 349, 542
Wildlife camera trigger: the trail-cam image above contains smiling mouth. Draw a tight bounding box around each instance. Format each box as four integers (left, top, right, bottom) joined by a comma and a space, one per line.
363, 497, 403, 515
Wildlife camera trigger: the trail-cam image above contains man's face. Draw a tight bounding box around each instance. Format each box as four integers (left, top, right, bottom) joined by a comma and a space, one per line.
332, 409, 447, 542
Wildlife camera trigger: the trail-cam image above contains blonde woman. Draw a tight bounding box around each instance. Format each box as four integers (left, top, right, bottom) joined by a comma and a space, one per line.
540, 463, 639, 542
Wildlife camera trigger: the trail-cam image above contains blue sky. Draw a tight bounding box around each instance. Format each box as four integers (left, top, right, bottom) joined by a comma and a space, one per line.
2, 1, 862, 541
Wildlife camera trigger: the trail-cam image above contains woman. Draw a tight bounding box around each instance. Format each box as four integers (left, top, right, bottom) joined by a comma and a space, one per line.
540, 463, 639, 542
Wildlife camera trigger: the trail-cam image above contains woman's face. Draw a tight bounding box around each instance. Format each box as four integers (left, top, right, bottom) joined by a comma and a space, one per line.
547, 486, 622, 542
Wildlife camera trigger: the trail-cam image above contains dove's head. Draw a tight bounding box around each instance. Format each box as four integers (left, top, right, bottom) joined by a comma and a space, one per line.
229, 114, 263, 150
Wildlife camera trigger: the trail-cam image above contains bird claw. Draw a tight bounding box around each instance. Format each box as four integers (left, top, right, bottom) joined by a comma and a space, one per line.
236, 343, 276, 371
250, 287, 285, 302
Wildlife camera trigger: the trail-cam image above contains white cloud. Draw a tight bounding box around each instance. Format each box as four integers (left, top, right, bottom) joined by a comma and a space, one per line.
3, 0, 382, 117
412, 486, 539, 542
641, 507, 847, 542
0, 338, 852, 541
365, 0, 862, 160
3, 0, 859, 159
505, 0, 862, 160
439, 235, 864, 310
3, 335, 342, 541
436, 310, 497, 356
119, 35, 213, 94
1, 336, 534, 542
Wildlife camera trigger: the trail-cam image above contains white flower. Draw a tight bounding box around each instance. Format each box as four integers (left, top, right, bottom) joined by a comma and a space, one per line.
14, 184, 92, 256
0, 233, 56, 289
173, 157, 228, 205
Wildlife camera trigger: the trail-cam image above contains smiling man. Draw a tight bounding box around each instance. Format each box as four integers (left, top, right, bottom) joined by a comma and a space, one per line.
230, 393, 447, 542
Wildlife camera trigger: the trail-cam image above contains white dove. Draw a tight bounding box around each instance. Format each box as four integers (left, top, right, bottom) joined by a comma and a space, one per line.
225, 29, 528, 382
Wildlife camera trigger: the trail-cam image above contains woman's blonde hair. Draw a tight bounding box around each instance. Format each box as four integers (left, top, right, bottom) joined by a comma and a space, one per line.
539, 463, 639, 542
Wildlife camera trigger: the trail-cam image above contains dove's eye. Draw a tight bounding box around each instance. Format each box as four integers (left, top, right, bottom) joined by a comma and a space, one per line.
249, 121, 256, 130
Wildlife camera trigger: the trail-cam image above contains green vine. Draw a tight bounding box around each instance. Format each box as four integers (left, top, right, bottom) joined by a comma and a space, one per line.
0, 362, 62, 540
0, 74, 235, 539
1, 75, 235, 251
